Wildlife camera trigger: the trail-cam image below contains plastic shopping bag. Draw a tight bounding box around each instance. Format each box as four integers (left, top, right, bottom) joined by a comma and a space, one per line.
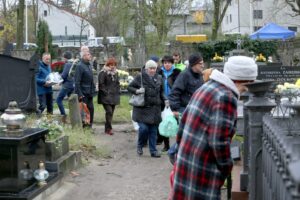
46, 72, 63, 85
161, 106, 173, 120
80, 102, 90, 125
130, 110, 139, 131
159, 115, 178, 137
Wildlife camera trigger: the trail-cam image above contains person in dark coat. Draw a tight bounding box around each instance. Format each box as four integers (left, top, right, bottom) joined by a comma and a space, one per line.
168, 53, 205, 114
128, 60, 166, 158
74, 50, 96, 127
36, 52, 53, 114
97, 57, 120, 135
157, 55, 181, 152
56, 51, 74, 122
170, 56, 258, 200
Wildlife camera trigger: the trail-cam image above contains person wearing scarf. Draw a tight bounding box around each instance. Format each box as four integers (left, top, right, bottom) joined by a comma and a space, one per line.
158, 55, 181, 152
97, 57, 120, 135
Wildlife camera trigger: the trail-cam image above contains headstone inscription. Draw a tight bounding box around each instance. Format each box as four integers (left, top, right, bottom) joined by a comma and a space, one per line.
210, 63, 300, 84
257, 66, 300, 83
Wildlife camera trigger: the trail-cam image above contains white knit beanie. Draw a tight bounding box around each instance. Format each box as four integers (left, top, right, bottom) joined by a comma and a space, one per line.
224, 56, 258, 80
145, 60, 157, 69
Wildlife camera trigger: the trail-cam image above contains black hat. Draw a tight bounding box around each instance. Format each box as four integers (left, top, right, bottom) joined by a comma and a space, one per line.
63, 51, 72, 59
188, 53, 203, 67
161, 55, 174, 64
150, 55, 160, 63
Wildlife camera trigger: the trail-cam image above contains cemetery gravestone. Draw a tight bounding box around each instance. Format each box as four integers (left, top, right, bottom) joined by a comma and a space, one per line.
0, 54, 36, 112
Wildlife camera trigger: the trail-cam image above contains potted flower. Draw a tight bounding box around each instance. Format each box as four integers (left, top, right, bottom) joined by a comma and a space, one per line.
255, 53, 267, 63
212, 53, 224, 62
35, 116, 69, 162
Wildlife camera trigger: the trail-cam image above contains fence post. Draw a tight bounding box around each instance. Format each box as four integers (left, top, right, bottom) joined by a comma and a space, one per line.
240, 92, 250, 191
244, 82, 276, 200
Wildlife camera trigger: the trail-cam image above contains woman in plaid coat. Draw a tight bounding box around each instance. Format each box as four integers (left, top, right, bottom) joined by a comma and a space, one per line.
170, 56, 258, 200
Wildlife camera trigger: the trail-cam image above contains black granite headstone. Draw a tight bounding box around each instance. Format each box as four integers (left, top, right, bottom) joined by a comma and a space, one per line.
210, 62, 300, 84
0, 128, 61, 200
0, 54, 37, 112
257, 65, 300, 84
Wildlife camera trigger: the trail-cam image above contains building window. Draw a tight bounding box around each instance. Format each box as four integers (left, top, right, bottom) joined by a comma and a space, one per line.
230, 14, 232, 23
44, 10, 47, 17
65, 26, 68, 36
253, 10, 263, 19
254, 26, 262, 31
288, 26, 297, 32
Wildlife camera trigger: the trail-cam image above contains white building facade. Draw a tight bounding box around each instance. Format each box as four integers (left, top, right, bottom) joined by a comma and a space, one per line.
38, 0, 96, 46
221, 0, 300, 35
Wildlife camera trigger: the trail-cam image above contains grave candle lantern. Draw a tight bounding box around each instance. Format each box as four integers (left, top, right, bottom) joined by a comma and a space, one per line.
0, 101, 26, 136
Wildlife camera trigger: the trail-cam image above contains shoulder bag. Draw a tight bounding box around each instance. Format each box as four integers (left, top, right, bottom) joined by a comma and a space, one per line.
129, 73, 145, 107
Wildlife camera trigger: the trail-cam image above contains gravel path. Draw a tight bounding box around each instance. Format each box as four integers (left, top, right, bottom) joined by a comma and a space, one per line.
45, 123, 227, 200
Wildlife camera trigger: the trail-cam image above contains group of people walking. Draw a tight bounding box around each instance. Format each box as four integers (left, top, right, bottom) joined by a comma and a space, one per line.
35, 46, 120, 135
129, 53, 259, 200
36, 47, 259, 199
129, 52, 205, 158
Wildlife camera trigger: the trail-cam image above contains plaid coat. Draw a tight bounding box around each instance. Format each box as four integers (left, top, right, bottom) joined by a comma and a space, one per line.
171, 71, 238, 200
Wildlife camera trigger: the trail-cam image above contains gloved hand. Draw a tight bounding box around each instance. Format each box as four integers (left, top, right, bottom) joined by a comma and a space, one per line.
136, 88, 145, 94
165, 100, 170, 108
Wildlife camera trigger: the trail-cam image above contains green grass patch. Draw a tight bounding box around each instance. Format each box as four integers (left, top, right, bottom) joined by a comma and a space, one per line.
64, 126, 112, 161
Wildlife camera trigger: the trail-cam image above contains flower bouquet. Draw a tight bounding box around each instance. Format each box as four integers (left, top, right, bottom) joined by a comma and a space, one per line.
255, 53, 266, 62
212, 53, 224, 62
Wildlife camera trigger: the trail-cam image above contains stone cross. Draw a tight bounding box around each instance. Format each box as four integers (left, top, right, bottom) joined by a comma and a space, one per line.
235, 35, 243, 51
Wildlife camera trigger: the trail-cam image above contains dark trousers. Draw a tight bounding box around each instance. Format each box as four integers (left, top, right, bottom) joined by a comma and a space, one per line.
38, 93, 53, 114
102, 104, 115, 132
82, 96, 94, 125
157, 132, 170, 148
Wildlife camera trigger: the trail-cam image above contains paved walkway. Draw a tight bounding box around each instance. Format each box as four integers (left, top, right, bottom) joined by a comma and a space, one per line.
45, 123, 173, 200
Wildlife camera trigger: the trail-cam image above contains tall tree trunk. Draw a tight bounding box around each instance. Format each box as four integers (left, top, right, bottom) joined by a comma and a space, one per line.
134, 0, 146, 66
45, 32, 49, 53
16, 0, 25, 49
32, 0, 38, 41
211, 0, 231, 41
2, 0, 8, 48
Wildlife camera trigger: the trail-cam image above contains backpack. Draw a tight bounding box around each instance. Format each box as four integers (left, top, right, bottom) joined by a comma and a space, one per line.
68, 59, 80, 78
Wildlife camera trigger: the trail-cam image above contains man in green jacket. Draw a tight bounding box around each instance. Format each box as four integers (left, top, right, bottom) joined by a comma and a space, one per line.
173, 52, 186, 71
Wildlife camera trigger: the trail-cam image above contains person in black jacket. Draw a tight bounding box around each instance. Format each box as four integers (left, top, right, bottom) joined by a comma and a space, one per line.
168, 53, 204, 115
128, 60, 166, 158
56, 51, 74, 122
157, 55, 181, 152
97, 57, 120, 135
75, 50, 96, 127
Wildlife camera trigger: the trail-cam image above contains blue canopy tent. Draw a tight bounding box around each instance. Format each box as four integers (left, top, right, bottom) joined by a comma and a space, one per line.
250, 23, 296, 40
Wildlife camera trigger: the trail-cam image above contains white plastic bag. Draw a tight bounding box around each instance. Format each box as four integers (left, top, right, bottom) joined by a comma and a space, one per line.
130, 110, 139, 131
46, 72, 63, 85
161, 106, 173, 120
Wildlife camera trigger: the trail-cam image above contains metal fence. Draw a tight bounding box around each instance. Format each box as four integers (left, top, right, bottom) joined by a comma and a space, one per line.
242, 88, 300, 200
262, 115, 300, 200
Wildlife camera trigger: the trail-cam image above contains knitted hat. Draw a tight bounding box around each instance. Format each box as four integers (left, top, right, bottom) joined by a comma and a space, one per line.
188, 53, 203, 67
63, 51, 72, 59
224, 56, 258, 80
145, 60, 158, 69
150, 55, 159, 63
